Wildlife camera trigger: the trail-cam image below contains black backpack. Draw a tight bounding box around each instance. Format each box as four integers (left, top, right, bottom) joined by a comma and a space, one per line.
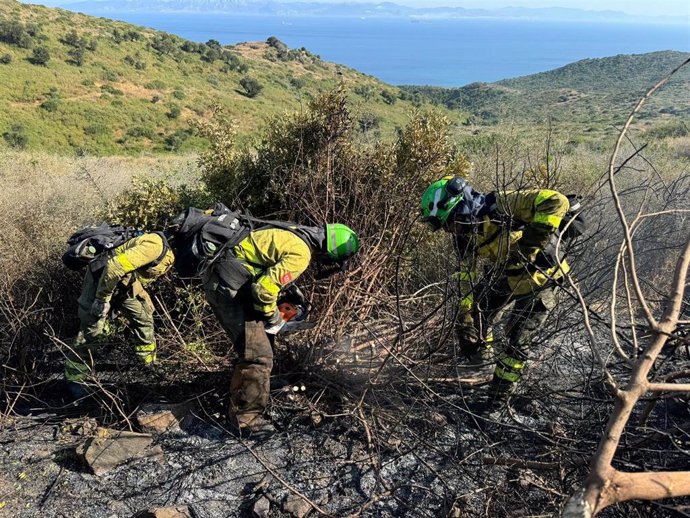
62, 224, 136, 271
170, 203, 254, 288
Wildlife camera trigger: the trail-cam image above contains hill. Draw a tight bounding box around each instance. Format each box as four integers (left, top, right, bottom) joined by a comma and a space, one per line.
0, 0, 447, 155
58, 1, 679, 25
402, 51, 690, 129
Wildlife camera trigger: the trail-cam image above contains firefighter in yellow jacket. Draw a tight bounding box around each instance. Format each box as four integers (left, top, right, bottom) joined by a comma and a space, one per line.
190, 222, 359, 433
65, 232, 175, 396
420, 176, 571, 410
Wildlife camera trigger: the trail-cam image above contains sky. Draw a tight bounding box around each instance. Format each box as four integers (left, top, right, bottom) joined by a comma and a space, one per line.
28, 0, 690, 18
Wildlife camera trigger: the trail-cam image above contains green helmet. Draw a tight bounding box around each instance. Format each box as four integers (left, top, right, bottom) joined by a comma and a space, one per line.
420, 175, 466, 230
325, 223, 360, 261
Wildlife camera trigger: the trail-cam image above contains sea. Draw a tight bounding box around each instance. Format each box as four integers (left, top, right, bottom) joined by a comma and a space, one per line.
71, 11, 690, 87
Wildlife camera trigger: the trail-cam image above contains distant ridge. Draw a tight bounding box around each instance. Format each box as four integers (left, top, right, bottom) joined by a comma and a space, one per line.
402, 51, 690, 126
52, 0, 680, 24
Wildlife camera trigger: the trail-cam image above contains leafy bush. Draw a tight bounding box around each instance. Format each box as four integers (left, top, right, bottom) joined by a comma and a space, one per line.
144, 80, 166, 90
67, 46, 85, 66
358, 112, 381, 133
0, 54, 12, 65
164, 129, 191, 151
172, 89, 186, 100
380, 89, 397, 105
167, 104, 182, 119
2, 124, 28, 149
354, 84, 374, 101
40, 88, 61, 112
648, 120, 689, 139
180, 41, 202, 53
151, 34, 181, 57
61, 29, 83, 47
0, 20, 34, 48
239, 76, 262, 98
126, 126, 155, 139
28, 46, 50, 66
196, 88, 470, 333
101, 84, 124, 96
102, 69, 120, 82
106, 176, 186, 230
289, 76, 306, 90
112, 28, 142, 43
83, 124, 110, 136
221, 51, 246, 73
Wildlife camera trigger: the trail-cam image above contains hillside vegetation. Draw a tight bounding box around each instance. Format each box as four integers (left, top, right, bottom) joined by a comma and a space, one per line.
403, 51, 690, 131
0, 0, 449, 155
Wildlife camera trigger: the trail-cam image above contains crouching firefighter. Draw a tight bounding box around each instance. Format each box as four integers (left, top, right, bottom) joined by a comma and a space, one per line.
62, 224, 175, 398
169, 204, 360, 433
420, 176, 584, 413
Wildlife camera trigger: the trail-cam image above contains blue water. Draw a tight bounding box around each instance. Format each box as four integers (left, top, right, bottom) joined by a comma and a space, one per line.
73, 11, 689, 86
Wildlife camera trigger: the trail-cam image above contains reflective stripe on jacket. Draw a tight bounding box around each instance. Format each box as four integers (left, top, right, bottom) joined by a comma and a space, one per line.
458, 190, 570, 296
233, 228, 312, 316
95, 233, 174, 301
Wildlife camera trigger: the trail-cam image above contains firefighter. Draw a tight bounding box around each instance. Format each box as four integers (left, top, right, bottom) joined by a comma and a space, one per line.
420, 175, 571, 411
187, 221, 360, 433
64, 231, 175, 397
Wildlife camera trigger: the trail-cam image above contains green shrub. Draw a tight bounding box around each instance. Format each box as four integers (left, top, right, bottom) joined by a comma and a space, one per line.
28, 46, 50, 66
126, 126, 155, 139
2, 124, 28, 149
289, 76, 306, 90
106, 176, 186, 230
166, 104, 182, 119
648, 120, 689, 139
102, 69, 119, 82
144, 80, 166, 90
0, 20, 34, 48
40, 88, 61, 112
354, 85, 374, 101
67, 46, 85, 66
380, 89, 397, 105
164, 129, 190, 151
61, 29, 83, 47
0, 54, 12, 65
172, 89, 186, 100
81, 78, 95, 87
101, 84, 124, 96
84, 124, 110, 136
239, 76, 262, 98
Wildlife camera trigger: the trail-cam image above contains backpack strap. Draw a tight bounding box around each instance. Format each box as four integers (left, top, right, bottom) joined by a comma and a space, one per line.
149, 231, 170, 267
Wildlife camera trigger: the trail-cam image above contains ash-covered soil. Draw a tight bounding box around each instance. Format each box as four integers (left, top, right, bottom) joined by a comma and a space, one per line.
0, 385, 475, 518
1, 340, 688, 518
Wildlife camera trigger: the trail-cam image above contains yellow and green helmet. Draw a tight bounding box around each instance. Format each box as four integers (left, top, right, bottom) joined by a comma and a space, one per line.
325, 223, 360, 261
420, 175, 466, 230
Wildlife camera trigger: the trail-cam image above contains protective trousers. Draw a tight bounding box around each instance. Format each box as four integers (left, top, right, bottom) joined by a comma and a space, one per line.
457, 275, 556, 402
203, 275, 274, 426
64, 269, 156, 382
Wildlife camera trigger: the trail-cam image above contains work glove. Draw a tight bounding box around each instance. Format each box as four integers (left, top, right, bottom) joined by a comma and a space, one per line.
264, 309, 285, 335
90, 299, 110, 318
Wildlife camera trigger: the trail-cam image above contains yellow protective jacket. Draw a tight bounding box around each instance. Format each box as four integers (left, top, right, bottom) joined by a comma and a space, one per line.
95, 233, 175, 302
233, 228, 312, 316
457, 189, 570, 299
